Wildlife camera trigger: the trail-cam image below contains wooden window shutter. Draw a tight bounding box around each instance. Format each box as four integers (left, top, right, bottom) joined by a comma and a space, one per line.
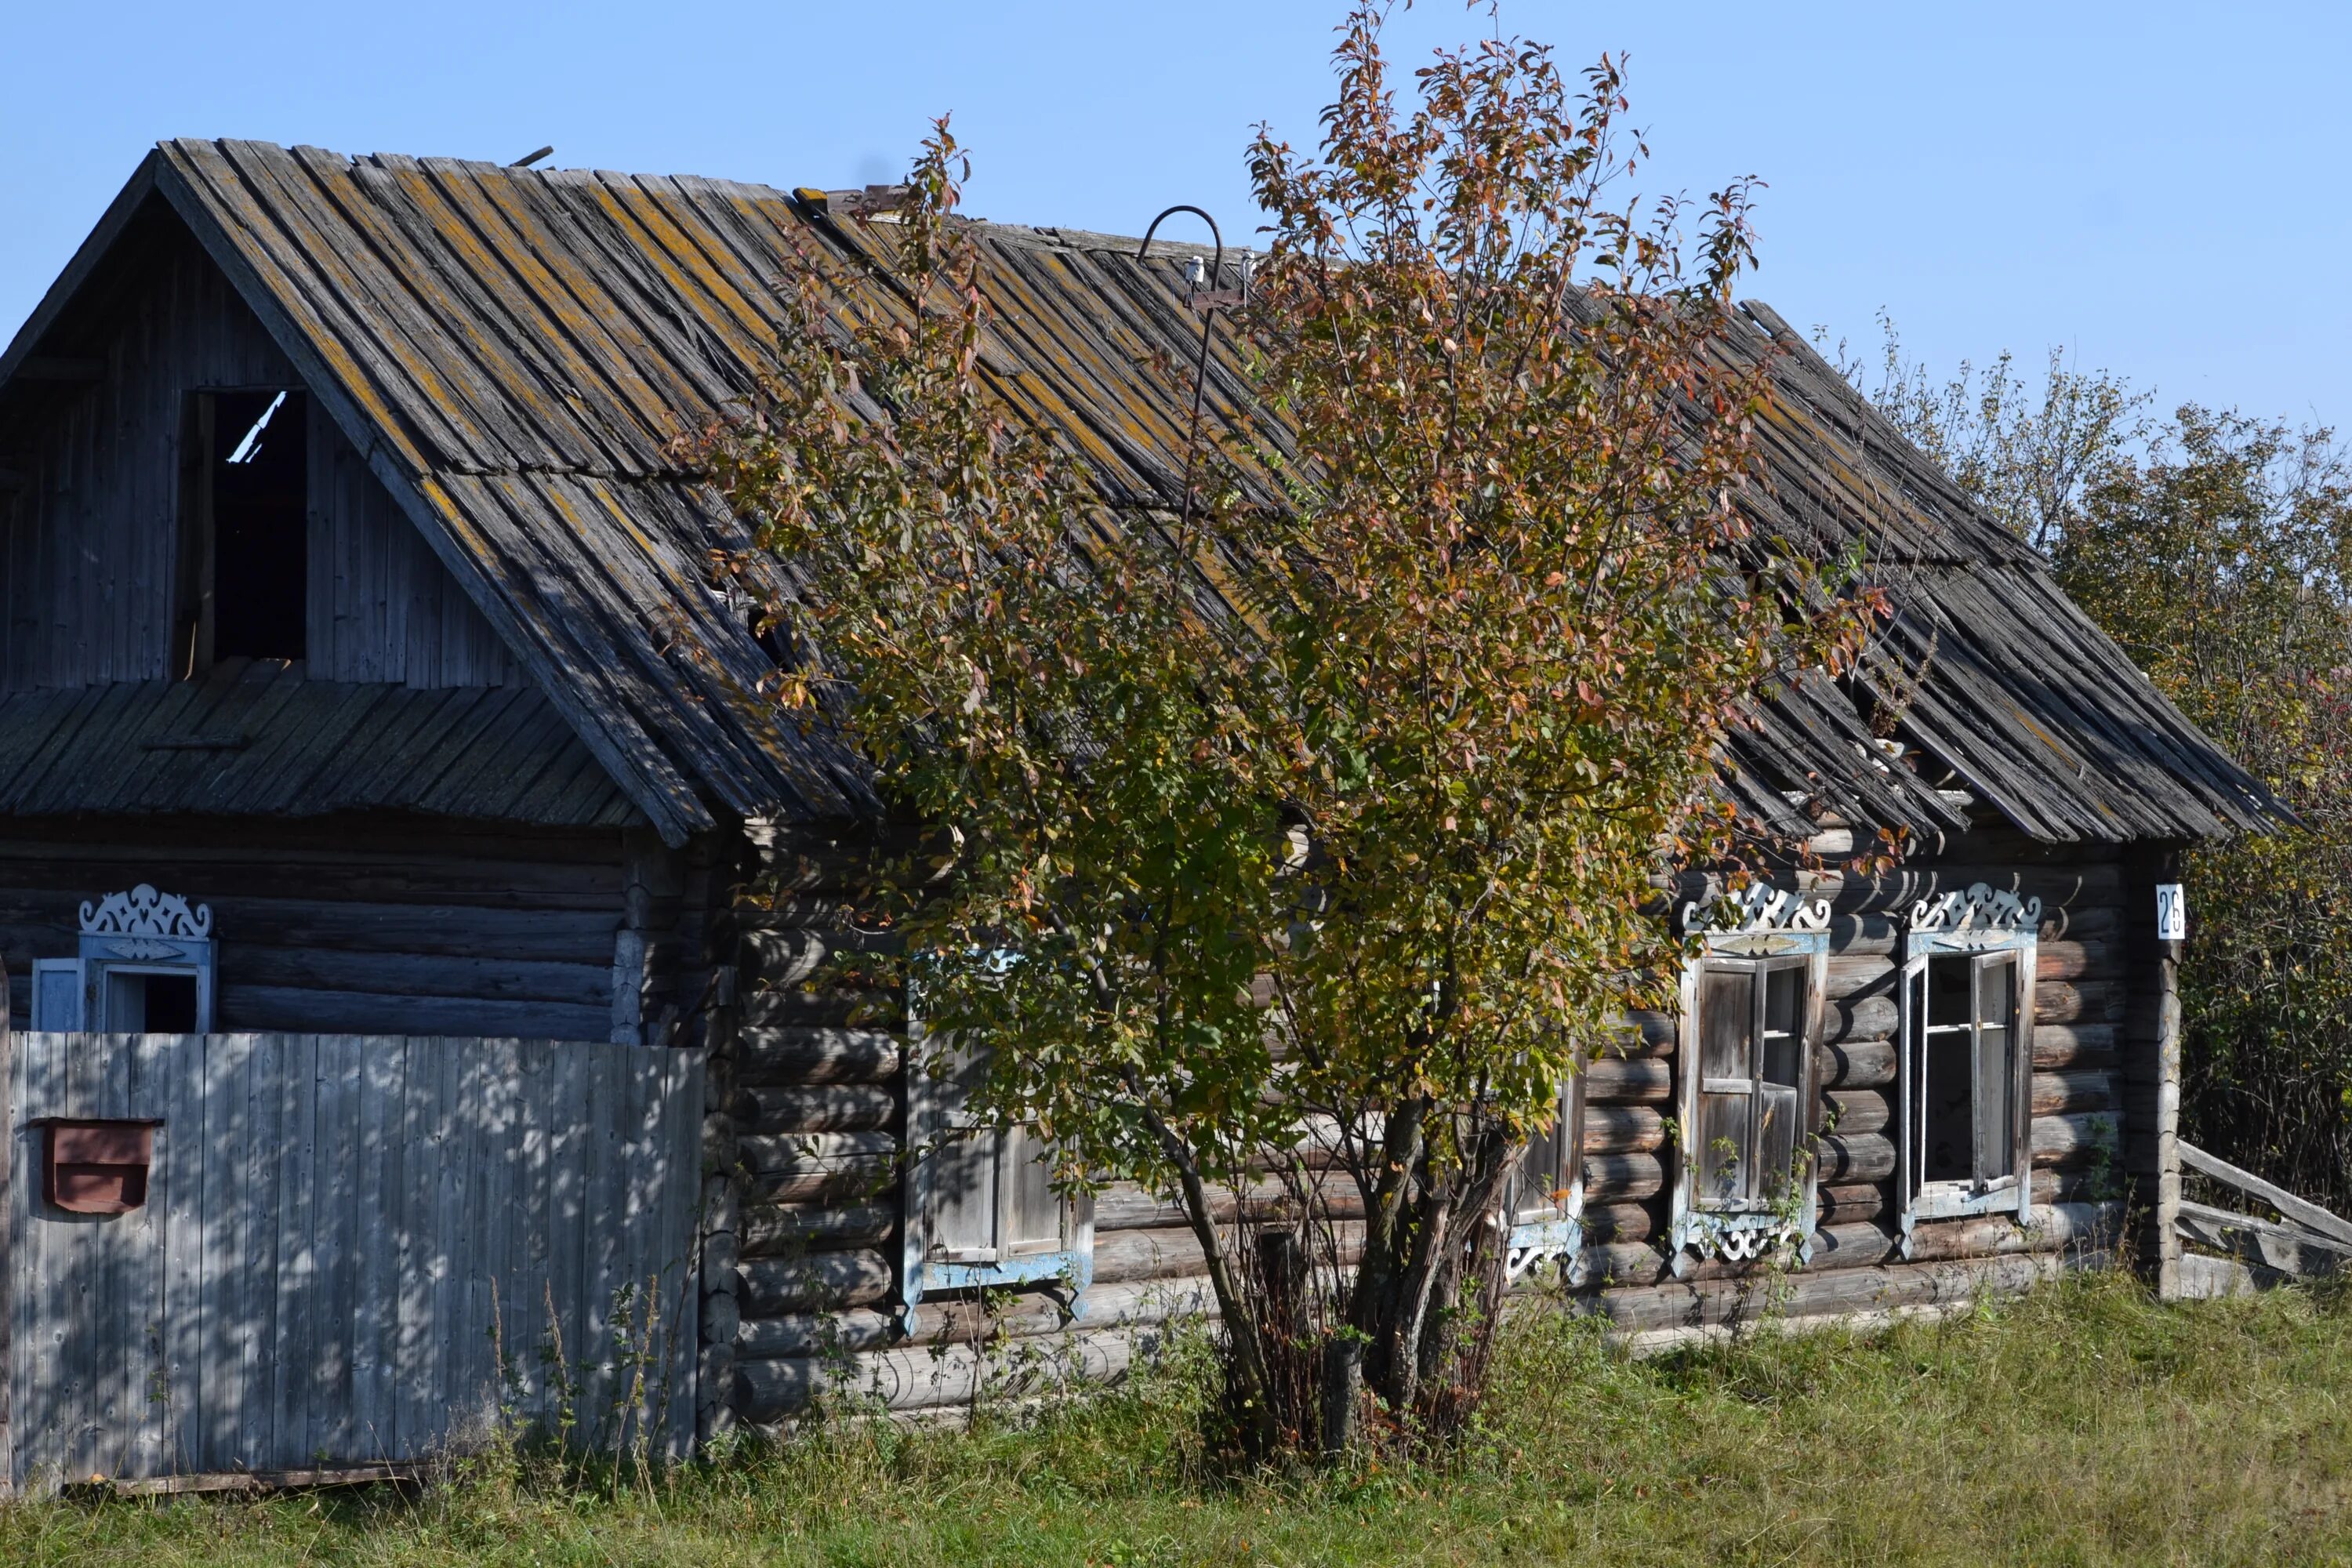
902, 1014, 1093, 1309
31, 958, 84, 1030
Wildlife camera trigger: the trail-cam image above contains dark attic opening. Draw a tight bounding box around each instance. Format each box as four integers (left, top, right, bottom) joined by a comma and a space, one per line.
180, 388, 308, 670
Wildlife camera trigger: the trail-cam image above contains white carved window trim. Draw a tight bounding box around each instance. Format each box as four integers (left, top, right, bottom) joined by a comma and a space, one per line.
1897, 883, 2038, 1254
31, 884, 216, 1033
1668, 883, 1830, 1276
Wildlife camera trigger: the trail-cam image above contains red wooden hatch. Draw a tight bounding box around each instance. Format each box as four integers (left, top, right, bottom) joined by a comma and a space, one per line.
29, 1118, 162, 1214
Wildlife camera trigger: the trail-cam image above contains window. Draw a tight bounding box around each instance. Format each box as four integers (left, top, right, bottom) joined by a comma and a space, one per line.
177, 389, 308, 673
31, 884, 216, 1033
901, 1019, 1092, 1316
1899, 884, 2038, 1247
1668, 884, 1829, 1272
1505, 1072, 1584, 1280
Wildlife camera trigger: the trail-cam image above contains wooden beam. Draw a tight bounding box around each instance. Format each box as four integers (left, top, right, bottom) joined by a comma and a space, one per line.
2176, 1198, 2352, 1281
11, 356, 103, 383
2179, 1141, 2352, 1248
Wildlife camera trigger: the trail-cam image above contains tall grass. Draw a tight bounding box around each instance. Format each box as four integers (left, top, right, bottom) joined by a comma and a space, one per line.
5, 1267, 2350, 1566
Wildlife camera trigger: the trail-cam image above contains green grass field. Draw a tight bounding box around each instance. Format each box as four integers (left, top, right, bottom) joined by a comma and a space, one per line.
5, 1266, 2349, 1566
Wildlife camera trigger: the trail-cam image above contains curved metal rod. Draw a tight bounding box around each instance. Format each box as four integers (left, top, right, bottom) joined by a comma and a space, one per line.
1135, 206, 1229, 534
1135, 204, 1225, 274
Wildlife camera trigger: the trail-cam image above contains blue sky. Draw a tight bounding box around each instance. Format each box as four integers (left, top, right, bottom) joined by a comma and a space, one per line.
4, 1, 2345, 424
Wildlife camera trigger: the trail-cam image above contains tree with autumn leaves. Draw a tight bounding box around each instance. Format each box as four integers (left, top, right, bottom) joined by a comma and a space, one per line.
688, 4, 1873, 1453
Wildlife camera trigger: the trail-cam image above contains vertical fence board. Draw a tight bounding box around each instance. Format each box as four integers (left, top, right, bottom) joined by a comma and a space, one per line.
309, 1034, 357, 1467
350, 1036, 401, 1463
125, 1033, 176, 1479
546, 1043, 588, 1443
158, 1029, 207, 1478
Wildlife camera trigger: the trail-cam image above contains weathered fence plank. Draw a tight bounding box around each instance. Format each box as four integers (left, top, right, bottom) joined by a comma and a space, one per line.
6, 1033, 701, 1494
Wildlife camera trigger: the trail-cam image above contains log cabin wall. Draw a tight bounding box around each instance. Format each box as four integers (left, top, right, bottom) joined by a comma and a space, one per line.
0, 815, 728, 1045
709, 821, 2145, 1426
0, 202, 510, 691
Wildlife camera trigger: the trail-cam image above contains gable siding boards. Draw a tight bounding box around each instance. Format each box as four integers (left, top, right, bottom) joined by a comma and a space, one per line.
0, 213, 514, 693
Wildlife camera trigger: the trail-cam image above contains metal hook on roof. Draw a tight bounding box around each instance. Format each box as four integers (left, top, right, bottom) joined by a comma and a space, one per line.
1136, 205, 1224, 274
1135, 206, 1234, 536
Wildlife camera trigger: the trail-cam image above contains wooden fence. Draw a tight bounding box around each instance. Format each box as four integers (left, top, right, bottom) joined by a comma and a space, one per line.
2175, 1140, 2352, 1296
3, 1031, 704, 1493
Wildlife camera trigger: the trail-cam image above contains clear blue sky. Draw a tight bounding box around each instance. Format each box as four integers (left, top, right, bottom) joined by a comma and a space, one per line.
4, 1, 2345, 424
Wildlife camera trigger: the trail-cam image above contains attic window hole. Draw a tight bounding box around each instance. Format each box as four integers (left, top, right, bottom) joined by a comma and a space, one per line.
204, 389, 309, 662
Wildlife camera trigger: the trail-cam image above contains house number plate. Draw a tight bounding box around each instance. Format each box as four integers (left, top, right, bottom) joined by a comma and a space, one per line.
2156, 883, 2187, 942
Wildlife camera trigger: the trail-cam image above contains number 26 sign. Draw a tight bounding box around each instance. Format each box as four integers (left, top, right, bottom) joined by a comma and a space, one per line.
2156, 883, 2187, 942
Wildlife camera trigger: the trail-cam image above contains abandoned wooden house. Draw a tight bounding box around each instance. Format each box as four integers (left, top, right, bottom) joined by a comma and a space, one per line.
0, 139, 2280, 1486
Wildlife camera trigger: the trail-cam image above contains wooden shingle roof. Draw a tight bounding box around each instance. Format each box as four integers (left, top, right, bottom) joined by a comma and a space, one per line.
0, 140, 2281, 844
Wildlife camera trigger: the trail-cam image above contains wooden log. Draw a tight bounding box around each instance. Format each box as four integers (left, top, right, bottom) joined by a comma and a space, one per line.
738, 1131, 897, 1171
2031, 1112, 2120, 1170
2031, 1023, 2118, 1071
737, 1249, 895, 1314
1584, 1152, 1664, 1203
739, 1201, 896, 1258
1826, 954, 1894, 1000
1092, 1225, 1208, 1284
1578, 1240, 1669, 1288
2031, 1070, 2115, 1118
2034, 981, 2122, 1026
1816, 1182, 1886, 1223
1584, 1054, 1669, 1104
738, 987, 904, 1029
1830, 995, 1898, 1046
729, 1083, 899, 1135
1829, 862, 2124, 916
735, 1026, 902, 1086
732, 1324, 1150, 1420
734, 1277, 1217, 1359
1091, 1178, 1364, 1232
1827, 913, 1896, 956
1798, 1221, 1899, 1272
1579, 1248, 2078, 1334
746, 1158, 897, 1207
1904, 1201, 2123, 1263
1583, 1105, 1664, 1156
741, 928, 901, 987
1581, 1200, 1656, 1245
1817, 1036, 1896, 1090
2036, 940, 2118, 983
1621, 1011, 1676, 1058
2031, 1167, 2122, 1207
1816, 1132, 1895, 1185
1825, 1089, 1889, 1138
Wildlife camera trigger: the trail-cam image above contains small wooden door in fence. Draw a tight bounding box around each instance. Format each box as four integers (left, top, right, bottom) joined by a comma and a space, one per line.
2, 1031, 704, 1493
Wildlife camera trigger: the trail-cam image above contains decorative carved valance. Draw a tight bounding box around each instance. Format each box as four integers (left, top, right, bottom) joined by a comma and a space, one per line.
1909, 882, 2042, 935
79, 884, 213, 941
1680, 881, 1830, 937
